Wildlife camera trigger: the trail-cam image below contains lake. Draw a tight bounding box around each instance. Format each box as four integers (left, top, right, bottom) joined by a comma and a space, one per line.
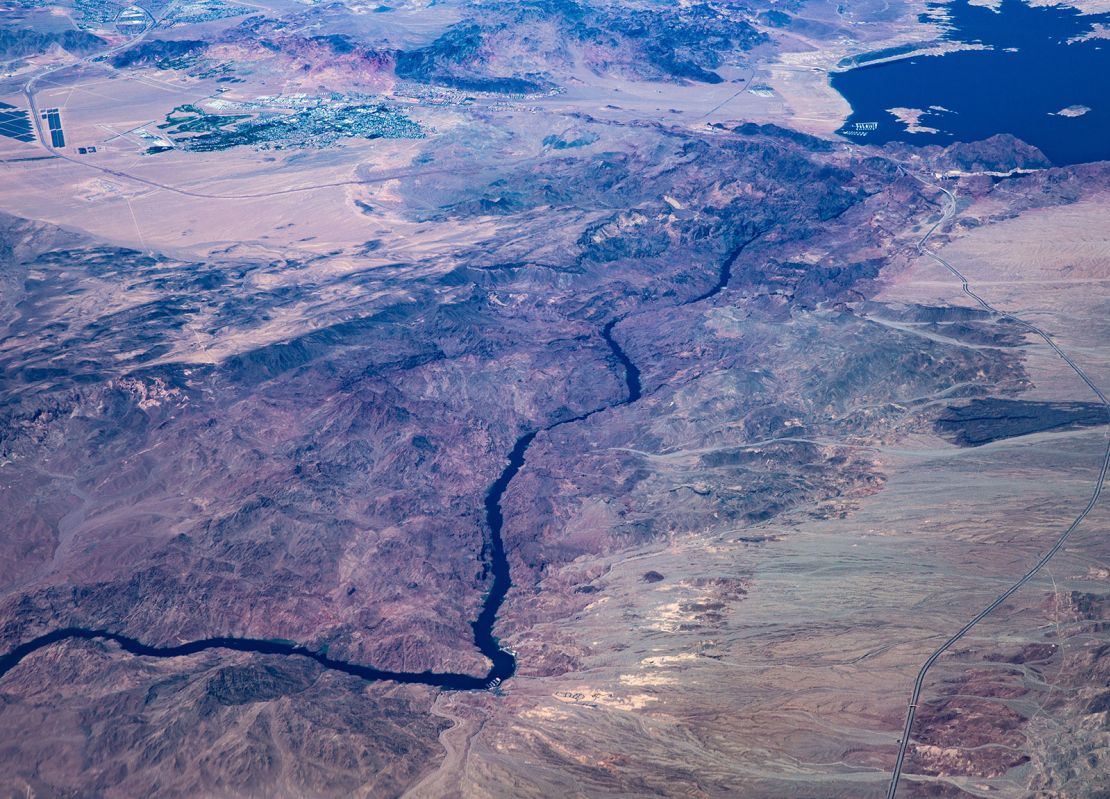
831, 0, 1110, 165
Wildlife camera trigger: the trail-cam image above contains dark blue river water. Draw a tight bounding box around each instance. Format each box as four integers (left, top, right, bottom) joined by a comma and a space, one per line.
832, 0, 1110, 165
0, 317, 648, 691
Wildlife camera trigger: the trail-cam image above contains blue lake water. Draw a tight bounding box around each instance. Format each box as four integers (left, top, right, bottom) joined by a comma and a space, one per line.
831, 0, 1110, 165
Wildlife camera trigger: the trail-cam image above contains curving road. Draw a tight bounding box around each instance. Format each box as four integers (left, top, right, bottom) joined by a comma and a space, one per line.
886, 174, 1110, 798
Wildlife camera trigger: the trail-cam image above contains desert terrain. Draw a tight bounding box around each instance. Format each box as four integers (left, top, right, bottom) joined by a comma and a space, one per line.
1, 0, 1109, 796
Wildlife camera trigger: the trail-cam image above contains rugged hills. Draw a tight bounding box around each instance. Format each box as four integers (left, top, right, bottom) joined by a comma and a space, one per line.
2, 0, 1110, 796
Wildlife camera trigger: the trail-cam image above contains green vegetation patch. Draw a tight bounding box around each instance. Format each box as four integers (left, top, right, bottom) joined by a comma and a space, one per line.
158, 0, 249, 27
149, 99, 424, 153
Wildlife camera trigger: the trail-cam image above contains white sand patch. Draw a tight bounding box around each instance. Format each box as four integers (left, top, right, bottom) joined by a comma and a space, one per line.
554, 688, 657, 710
641, 653, 699, 667
619, 673, 677, 687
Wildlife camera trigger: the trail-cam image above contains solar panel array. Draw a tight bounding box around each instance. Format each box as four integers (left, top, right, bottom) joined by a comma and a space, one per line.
0, 102, 35, 143
42, 108, 65, 148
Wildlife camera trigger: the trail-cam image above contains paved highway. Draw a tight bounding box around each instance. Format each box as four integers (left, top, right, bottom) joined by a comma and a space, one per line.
886, 173, 1110, 798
